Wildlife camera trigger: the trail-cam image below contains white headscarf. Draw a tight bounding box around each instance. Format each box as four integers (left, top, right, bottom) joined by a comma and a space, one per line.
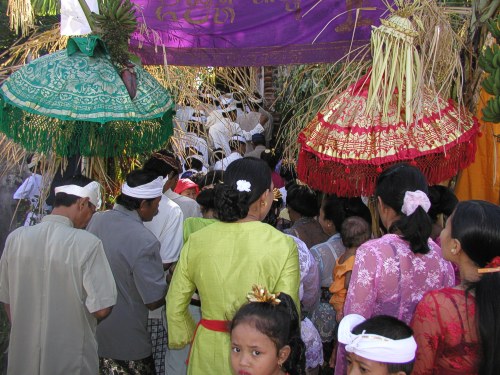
338, 314, 417, 364
55, 181, 102, 207
121, 176, 165, 199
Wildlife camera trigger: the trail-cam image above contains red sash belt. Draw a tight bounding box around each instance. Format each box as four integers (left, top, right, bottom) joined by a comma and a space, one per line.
186, 319, 230, 365
200, 318, 230, 332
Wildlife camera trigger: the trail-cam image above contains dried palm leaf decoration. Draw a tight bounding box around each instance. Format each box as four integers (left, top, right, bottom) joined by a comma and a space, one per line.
367, 0, 422, 124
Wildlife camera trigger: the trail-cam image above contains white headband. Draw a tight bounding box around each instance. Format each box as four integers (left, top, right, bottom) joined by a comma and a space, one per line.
121, 176, 165, 199
401, 190, 431, 216
55, 181, 102, 207
338, 314, 417, 364
230, 135, 246, 143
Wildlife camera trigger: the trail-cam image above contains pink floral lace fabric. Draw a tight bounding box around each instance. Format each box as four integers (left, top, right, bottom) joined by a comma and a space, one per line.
334, 234, 455, 375
411, 288, 479, 375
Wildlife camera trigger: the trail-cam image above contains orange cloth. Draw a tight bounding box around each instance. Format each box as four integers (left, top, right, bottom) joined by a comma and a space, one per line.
455, 89, 500, 204
329, 255, 355, 316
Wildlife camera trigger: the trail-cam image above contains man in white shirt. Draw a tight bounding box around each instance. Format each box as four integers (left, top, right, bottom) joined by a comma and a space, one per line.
0, 176, 117, 375
142, 154, 185, 375
214, 135, 246, 171
143, 150, 201, 374
208, 103, 264, 157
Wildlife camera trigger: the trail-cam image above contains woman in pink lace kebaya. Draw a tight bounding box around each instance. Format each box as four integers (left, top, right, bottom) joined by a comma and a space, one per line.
411, 200, 500, 375
334, 164, 455, 375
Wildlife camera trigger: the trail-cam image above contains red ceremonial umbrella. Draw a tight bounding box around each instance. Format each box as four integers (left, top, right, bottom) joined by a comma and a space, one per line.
297, 74, 479, 197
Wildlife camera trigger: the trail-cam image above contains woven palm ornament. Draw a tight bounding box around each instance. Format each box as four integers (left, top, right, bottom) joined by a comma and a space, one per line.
297, 3, 479, 197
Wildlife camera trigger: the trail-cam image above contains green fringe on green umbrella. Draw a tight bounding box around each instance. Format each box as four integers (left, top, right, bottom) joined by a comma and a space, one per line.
0, 97, 173, 157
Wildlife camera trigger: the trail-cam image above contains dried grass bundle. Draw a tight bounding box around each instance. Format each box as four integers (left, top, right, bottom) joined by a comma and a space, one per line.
7, 0, 35, 36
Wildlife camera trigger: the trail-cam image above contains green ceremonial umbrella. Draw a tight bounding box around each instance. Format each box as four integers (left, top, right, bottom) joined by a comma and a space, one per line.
0, 36, 174, 157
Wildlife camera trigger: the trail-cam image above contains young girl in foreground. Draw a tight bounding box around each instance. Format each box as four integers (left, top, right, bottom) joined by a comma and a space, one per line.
338, 314, 417, 375
230, 286, 306, 375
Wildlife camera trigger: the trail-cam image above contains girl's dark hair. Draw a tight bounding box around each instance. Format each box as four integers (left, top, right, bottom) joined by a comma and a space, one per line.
116, 169, 159, 210
428, 185, 458, 222
450, 200, 500, 375
322, 195, 347, 231
231, 292, 306, 375
286, 183, 319, 218
341, 216, 371, 248
352, 315, 415, 375
375, 163, 432, 254
322, 195, 372, 232
214, 158, 271, 222
196, 188, 216, 210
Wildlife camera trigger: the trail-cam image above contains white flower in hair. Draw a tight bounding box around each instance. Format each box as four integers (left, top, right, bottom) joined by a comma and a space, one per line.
236, 180, 251, 192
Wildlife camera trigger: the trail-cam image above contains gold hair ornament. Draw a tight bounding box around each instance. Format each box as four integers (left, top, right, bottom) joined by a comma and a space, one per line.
273, 188, 282, 201
247, 285, 281, 305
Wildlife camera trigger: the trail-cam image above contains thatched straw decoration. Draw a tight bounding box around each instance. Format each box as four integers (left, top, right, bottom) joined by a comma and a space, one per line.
7, 0, 35, 36
1, 24, 68, 70
275, 44, 372, 161
367, 0, 422, 125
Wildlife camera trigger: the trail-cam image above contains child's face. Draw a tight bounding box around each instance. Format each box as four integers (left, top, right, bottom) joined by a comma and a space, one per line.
231, 322, 289, 375
180, 188, 197, 200
347, 352, 404, 375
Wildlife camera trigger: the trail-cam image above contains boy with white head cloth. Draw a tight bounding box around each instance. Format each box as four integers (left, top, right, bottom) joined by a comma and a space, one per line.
338, 314, 417, 375
87, 169, 167, 374
0, 175, 116, 375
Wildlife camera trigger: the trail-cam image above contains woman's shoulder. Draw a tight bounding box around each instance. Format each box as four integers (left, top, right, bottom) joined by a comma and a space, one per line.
420, 287, 468, 307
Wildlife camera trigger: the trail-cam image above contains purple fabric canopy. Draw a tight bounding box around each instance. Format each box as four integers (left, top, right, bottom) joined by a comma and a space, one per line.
131, 0, 386, 66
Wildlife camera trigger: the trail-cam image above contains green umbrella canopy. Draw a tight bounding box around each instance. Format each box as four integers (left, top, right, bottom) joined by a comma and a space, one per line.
0, 36, 174, 157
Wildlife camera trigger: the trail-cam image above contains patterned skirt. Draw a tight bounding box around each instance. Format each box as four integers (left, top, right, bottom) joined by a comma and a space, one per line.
99, 356, 155, 375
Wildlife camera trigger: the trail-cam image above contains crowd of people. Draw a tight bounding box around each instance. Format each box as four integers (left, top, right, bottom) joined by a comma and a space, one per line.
1, 92, 500, 375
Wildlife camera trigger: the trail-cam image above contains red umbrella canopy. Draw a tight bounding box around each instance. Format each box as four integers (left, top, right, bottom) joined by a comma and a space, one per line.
297, 75, 479, 197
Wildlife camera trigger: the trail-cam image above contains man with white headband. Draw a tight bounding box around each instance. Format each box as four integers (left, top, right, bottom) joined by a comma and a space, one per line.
338, 314, 417, 375
0, 175, 117, 375
86, 169, 167, 374
213, 135, 246, 171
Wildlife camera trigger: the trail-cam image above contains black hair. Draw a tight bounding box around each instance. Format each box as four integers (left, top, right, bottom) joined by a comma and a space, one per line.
185, 157, 203, 172
375, 163, 432, 254
252, 136, 266, 147
428, 185, 458, 222
341, 216, 371, 248
351, 315, 415, 375
229, 139, 245, 152
115, 169, 159, 210
286, 183, 319, 218
321, 195, 347, 231
280, 164, 297, 183
212, 148, 226, 163
186, 121, 202, 134
193, 170, 224, 189
260, 149, 280, 170
214, 157, 272, 222
143, 149, 181, 178
450, 200, 500, 375
263, 196, 283, 227
196, 188, 216, 210
231, 292, 306, 375
53, 174, 94, 207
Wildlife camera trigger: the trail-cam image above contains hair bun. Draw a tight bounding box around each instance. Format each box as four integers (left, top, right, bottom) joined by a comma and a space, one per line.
214, 184, 251, 222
